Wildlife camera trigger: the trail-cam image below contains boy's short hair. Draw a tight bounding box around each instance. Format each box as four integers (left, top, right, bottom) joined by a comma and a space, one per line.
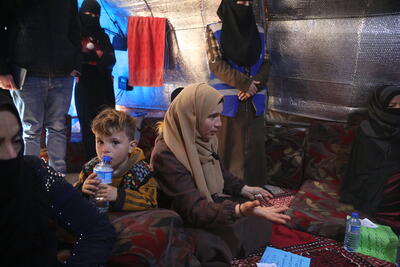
91, 108, 136, 140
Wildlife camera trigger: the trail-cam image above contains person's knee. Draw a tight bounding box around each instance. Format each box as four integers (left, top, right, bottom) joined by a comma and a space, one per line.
185, 228, 232, 266
24, 126, 43, 139
46, 121, 67, 134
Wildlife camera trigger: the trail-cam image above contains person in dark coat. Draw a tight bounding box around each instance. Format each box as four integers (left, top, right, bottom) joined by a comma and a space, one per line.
0, 95, 116, 267
75, 0, 116, 161
151, 83, 290, 266
340, 85, 400, 234
0, 0, 81, 174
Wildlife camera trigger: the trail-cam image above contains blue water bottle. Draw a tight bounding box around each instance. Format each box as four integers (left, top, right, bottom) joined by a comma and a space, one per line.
344, 212, 361, 252
93, 156, 113, 213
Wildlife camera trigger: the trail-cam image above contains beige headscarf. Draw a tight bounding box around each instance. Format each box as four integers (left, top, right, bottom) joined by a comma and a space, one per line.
163, 83, 225, 202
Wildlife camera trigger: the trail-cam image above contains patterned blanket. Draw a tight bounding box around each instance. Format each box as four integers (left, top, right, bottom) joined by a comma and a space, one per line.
232, 224, 396, 267
108, 209, 199, 267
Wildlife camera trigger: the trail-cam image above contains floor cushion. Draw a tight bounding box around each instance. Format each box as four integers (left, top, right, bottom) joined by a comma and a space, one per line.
108, 209, 199, 267
285, 179, 357, 240
305, 122, 357, 182
265, 124, 308, 189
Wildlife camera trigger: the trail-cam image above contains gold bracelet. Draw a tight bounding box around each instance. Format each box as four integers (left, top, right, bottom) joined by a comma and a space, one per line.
239, 203, 245, 217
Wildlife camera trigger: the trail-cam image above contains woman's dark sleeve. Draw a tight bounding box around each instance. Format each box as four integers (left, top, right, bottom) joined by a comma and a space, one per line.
251, 59, 271, 90
220, 163, 245, 197
206, 25, 252, 92
153, 147, 238, 229
82, 50, 99, 62
38, 160, 116, 266
96, 32, 116, 70
339, 130, 380, 203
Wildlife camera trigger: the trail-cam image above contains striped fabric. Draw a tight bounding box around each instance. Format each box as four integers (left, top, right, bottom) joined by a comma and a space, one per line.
112, 159, 158, 211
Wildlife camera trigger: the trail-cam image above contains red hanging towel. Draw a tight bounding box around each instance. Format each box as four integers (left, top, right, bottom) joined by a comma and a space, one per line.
128, 16, 166, 87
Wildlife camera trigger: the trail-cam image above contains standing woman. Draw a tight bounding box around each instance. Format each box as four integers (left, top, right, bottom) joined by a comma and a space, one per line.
75, 0, 116, 161
206, 0, 271, 186
151, 83, 290, 266
0, 95, 116, 266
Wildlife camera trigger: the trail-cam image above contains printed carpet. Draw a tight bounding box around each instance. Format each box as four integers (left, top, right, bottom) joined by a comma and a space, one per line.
232, 190, 396, 267
232, 225, 396, 266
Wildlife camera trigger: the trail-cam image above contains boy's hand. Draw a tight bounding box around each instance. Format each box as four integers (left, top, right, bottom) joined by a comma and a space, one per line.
82, 172, 100, 196
96, 184, 118, 202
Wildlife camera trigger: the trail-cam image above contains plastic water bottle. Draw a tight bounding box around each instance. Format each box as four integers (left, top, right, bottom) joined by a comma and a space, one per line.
344, 212, 361, 252
93, 156, 113, 213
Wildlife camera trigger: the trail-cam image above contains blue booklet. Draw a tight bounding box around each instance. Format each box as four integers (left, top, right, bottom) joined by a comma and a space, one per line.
260, 247, 311, 267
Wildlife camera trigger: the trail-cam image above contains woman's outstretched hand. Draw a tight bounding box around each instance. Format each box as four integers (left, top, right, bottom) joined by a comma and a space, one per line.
241, 185, 273, 200
237, 200, 291, 224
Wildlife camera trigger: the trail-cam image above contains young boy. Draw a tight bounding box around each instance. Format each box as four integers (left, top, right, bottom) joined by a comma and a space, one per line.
76, 108, 157, 211
72, 109, 199, 266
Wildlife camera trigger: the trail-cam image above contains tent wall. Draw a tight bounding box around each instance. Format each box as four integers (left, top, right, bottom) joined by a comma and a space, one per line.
98, 0, 400, 121
267, 0, 400, 121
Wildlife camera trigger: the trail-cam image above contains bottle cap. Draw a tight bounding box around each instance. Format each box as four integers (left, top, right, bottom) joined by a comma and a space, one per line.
102, 155, 111, 163
351, 212, 359, 219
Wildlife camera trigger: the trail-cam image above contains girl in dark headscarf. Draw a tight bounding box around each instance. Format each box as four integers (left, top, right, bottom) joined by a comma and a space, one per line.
75, 0, 116, 161
340, 85, 400, 233
0, 95, 115, 266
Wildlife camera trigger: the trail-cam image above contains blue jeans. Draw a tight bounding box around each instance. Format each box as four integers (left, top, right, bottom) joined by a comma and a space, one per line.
11, 75, 73, 174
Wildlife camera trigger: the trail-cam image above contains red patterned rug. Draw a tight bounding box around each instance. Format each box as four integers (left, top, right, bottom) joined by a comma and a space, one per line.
232, 189, 396, 267
232, 225, 396, 267
267, 194, 295, 208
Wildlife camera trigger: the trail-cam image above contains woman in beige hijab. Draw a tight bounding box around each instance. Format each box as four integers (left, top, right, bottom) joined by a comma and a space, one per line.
151, 83, 290, 266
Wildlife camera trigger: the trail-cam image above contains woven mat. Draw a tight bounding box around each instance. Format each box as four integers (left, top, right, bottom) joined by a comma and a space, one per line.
232, 226, 396, 267
231, 189, 395, 267
267, 195, 295, 208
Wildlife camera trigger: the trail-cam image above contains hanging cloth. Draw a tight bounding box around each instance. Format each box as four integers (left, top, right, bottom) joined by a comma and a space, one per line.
128, 16, 166, 87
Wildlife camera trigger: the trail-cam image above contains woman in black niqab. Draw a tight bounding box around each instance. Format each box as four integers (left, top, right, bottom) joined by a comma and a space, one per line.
79, 0, 104, 39
340, 85, 400, 223
0, 96, 48, 267
76, 0, 116, 161
0, 94, 117, 265
361, 85, 400, 141
217, 0, 261, 67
